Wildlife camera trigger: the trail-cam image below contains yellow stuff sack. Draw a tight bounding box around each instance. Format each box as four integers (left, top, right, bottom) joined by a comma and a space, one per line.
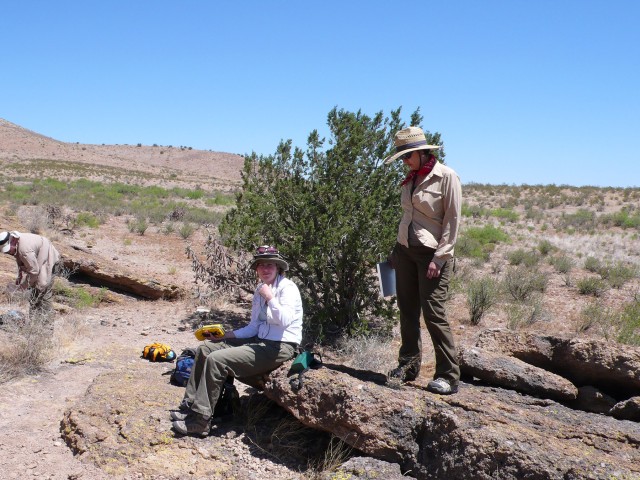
142, 342, 176, 362
194, 324, 225, 341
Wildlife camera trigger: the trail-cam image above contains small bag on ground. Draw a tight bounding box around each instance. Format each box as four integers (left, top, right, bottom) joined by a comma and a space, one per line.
142, 342, 176, 362
170, 347, 197, 386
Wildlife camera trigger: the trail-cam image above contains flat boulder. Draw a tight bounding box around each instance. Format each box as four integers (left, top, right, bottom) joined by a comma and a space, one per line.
472, 328, 640, 399
459, 346, 578, 401
60, 251, 184, 300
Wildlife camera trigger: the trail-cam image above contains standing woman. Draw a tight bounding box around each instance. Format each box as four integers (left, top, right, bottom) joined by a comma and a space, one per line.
385, 127, 462, 394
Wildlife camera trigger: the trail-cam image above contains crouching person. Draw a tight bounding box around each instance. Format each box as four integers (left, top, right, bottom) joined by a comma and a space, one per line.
1, 230, 61, 320
172, 245, 303, 437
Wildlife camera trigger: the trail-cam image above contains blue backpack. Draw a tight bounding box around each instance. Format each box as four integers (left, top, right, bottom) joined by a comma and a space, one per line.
170, 348, 197, 387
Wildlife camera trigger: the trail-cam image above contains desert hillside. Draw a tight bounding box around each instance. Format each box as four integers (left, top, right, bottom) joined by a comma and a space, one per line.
0, 118, 244, 189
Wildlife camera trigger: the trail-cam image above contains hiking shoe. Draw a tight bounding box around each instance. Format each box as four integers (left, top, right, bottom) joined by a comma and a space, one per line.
177, 398, 192, 412
426, 378, 458, 395
387, 366, 417, 383
172, 412, 211, 437
170, 410, 189, 421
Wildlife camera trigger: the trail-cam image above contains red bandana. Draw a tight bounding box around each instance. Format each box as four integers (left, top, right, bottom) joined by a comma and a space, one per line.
400, 154, 437, 186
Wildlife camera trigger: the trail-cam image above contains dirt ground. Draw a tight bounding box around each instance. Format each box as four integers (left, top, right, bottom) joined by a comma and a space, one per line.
0, 216, 206, 479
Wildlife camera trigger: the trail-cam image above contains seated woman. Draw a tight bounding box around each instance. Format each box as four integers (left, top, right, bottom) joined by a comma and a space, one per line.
172, 245, 303, 437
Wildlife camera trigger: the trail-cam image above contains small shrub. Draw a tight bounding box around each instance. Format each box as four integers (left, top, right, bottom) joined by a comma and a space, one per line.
74, 212, 101, 228
558, 209, 597, 231
490, 208, 519, 222
507, 296, 546, 330
466, 277, 499, 325
576, 277, 607, 297
179, 222, 195, 239
508, 249, 540, 267
577, 302, 617, 339
504, 266, 547, 302
550, 254, 574, 274
457, 225, 509, 262
584, 256, 601, 273
17, 205, 51, 233
616, 299, 640, 345
128, 217, 148, 235
598, 261, 637, 289
537, 240, 555, 256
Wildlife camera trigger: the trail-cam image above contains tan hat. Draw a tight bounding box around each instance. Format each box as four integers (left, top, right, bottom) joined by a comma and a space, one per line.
384, 126, 441, 164
249, 245, 289, 271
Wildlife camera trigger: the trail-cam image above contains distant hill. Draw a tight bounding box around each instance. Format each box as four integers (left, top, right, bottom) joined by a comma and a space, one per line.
0, 118, 244, 186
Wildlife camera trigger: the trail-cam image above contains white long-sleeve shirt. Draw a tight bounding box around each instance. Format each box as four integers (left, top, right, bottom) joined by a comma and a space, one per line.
233, 275, 303, 344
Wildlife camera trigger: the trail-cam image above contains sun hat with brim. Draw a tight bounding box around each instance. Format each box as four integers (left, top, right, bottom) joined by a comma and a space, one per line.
0, 231, 19, 253
384, 126, 441, 164
249, 253, 289, 272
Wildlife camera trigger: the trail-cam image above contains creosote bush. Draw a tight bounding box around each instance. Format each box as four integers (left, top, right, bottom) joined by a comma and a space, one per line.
466, 277, 499, 325
550, 254, 574, 274
598, 261, 637, 289
576, 277, 607, 297
508, 248, 540, 267
503, 266, 547, 302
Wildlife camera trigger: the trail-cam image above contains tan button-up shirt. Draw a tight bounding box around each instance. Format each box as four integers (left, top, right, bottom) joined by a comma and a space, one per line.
397, 162, 462, 267
14, 233, 61, 290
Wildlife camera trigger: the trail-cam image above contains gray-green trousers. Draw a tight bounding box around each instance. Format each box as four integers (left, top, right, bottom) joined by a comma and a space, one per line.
184, 337, 296, 418
393, 243, 460, 385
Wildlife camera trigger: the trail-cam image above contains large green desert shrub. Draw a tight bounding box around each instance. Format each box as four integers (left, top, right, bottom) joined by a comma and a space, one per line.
220, 107, 442, 340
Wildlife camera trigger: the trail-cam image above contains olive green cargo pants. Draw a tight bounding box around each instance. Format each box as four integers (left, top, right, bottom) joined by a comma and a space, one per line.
393, 243, 460, 385
184, 337, 296, 418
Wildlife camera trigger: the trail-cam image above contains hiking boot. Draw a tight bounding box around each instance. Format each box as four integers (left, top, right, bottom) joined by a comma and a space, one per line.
426, 378, 458, 395
172, 412, 211, 437
387, 365, 417, 383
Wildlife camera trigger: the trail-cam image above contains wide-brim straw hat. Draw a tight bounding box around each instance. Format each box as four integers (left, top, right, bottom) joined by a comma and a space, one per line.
249, 254, 289, 272
384, 126, 441, 164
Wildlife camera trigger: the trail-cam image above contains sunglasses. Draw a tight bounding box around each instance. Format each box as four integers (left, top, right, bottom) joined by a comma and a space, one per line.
256, 245, 279, 255
399, 151, 414, 161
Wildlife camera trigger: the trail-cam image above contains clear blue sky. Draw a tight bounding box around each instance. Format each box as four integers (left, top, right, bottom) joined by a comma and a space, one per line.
2, 1, 639, 187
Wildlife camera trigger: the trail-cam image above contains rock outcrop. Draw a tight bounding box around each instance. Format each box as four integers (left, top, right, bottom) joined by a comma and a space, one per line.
470, 328, 640, 398
60, 251, 184, 300
459, 329, 640, 418
459, 346, 578, 401
262, 361, 640, 479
